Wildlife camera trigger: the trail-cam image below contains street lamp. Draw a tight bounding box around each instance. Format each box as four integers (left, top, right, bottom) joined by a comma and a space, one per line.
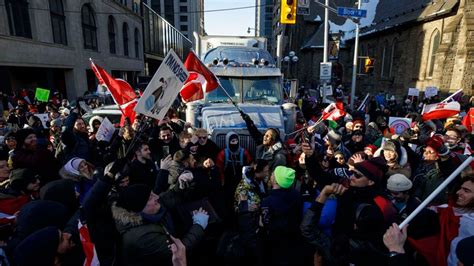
283, 51, 299, 79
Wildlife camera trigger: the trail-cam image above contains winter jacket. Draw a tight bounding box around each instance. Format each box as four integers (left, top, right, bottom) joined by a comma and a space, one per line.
129, 159, 158, 188
61, 112, 92, 162
111, 182, 205, 266
255, 142, 287, 172
12, 147, 61, 183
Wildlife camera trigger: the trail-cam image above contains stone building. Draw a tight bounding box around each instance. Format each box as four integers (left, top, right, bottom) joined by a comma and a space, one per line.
0, 0, 144, 98
273, 0, 474, 99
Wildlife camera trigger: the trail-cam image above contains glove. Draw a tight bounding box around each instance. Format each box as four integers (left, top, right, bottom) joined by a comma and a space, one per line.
240, 111, 252, 123
107, 158, 128, 177
192, 208, 209, 230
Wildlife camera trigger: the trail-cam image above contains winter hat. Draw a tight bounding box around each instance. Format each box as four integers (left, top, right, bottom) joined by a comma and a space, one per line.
40, 179, 78, 213
353, 119, 365, 128
456, 236, 474, 265
387, 174, 412, 192
117, 184, 152, 212
354, 160, 384, 183
274, 166, 295, 189
333, 168, 351, 179
15, 128, 35, 148
64, 157, 84, 176
9, 168, 38, 192
50, 118, 62, 128
326, 130, 342, 144
14, 226, 60, 266
365, 144, 377, 154
426, 135, 449, 156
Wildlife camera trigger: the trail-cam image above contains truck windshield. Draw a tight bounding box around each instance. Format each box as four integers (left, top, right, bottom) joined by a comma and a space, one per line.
207, 76, 281, 104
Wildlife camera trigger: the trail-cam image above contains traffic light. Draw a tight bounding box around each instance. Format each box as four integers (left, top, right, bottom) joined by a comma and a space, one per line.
363, 58, 374, 74
280, 0, 297, 24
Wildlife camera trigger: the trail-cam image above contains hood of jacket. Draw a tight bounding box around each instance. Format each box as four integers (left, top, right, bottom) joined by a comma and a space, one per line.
374, 145, 408, 166
225, 131, 241, 154
111, 202, 144, 233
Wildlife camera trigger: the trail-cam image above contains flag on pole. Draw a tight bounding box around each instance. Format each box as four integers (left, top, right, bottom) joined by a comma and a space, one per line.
321, 101, 346, 121
35, 88, 50, 102
180, 51, 219, 103
90, 59, 137, 124
441, 89, 463, 103
421, 101, 460, 121
357, 93, 370, 112
78, 220, 100, 266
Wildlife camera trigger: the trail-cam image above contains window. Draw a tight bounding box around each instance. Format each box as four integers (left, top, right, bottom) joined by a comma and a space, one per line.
180, 25, 188, 31
5, 0, 32, 38
180, 16, 188, 22
49, 0, 67, 45
123, 23, 129, 56
82, 4, 97, 50
108, 16, 116, 54
381, 41, 391, 78
389, 39, 397, 77
427, 30, 440, 78
413, 32, 424, 78
180, 6, 187, 12
134, 28, 139, 58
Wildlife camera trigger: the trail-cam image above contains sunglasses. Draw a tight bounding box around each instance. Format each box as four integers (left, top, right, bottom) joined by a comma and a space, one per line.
197, 136, 207, 140
350, 170, 364, 179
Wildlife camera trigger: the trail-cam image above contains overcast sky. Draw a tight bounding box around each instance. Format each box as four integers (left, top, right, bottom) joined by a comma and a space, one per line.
204, 0, 257, 36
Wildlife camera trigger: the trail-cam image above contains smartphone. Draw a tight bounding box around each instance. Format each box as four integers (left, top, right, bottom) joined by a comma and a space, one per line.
302, 130, 311, 143
163, 146, 170, 157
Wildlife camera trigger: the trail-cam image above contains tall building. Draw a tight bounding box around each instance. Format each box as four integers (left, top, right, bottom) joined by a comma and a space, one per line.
0, 0, 144, 98
255, 0, 274, 52
147, 0, 204, 41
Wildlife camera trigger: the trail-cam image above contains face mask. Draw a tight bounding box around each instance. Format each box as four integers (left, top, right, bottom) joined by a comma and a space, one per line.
229, 143, 239, 152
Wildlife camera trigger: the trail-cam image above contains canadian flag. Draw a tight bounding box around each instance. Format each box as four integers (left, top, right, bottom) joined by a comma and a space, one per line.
78, 220, 100, 266
421, 101, 460, 121
180, 52, 219, 103
462, 107, 474, 133
90, 60, 137, 124
321, 101, 346, 121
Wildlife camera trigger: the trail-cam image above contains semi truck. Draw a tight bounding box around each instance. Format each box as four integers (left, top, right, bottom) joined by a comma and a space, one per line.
186, 35, 297, 155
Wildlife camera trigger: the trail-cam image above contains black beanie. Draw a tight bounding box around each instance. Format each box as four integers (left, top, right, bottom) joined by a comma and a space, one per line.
40, 179, 78, 213
15, 128, 35, 148
117, 184, 151, 212
14, 226, 60, 266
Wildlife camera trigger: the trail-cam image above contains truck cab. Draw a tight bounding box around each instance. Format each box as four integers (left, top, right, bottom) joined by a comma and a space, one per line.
185, 46, 297, 155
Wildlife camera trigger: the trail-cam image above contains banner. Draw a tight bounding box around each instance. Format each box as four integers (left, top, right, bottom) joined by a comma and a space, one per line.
95, 117, 115, 142
35, 88, 50, 102
34, 113, 49, 128
408, 88, 419, 97
422, 101, 460, 121
425, 86, 438, 98
388, 117, 412, 135
135, 49, 189, 120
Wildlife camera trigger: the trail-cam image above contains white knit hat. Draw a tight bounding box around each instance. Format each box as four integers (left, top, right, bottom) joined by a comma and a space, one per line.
387, 174, 412, 192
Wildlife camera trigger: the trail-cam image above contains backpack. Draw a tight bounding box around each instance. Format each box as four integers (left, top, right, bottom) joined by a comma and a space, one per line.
224, 148, 244, 168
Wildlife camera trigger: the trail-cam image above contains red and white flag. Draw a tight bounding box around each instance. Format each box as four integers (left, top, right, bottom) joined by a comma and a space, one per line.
78, 220, 100, 266
90, 60, 137, 124
321, 101, 346, 121
421, 101, 460, 121
180, 52, 219, 103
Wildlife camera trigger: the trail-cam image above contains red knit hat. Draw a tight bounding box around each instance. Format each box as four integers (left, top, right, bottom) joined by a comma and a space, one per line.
365, 144, 377, 154
354, 160, 384, 183
426, 135, 449, 156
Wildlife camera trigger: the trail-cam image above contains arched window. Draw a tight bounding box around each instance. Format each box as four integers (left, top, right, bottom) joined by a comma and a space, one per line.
381, 41, 391, 78
134, 28, 140, 58
413, 32, 424, 78
108, 16, 116, 54
427, 30, 441, 78
123, 23, 129, 56
49, 0, 67, 45
389, 38, 397, 77
81, 4, 97, 50
5, 0, 32, 38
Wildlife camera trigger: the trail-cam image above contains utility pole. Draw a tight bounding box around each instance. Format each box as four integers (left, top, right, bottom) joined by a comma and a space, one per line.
349, 0, 361, 110
322, 0, 329, 103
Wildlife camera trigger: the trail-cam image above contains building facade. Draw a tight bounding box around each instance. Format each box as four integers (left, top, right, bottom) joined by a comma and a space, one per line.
0, 0, 144, 98
146, 0, 204, 41
256, 0, 274, 52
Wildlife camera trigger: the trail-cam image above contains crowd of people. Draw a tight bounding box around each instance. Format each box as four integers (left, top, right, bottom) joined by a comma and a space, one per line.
0, 89, 473, 266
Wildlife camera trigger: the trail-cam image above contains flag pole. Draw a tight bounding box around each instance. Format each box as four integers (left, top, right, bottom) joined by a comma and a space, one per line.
441, 88, 463, 103
399, 155, 474, 229
357, 93, 370, 112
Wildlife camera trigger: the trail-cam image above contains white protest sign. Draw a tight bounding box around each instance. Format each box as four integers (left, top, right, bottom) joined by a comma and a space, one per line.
34, 113, 49, 128
425, 86, 438, 98
388, 117, 412, 135
95, 117, 115, 142
408, 88, 419, 97
324, 85, 333, 96
135, 49, 189, 120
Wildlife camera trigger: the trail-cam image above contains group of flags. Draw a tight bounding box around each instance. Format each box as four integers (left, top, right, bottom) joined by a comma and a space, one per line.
90, 51, 219, 125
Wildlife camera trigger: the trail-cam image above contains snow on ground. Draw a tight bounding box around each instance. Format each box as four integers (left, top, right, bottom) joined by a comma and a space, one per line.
329, 0, 380, 42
